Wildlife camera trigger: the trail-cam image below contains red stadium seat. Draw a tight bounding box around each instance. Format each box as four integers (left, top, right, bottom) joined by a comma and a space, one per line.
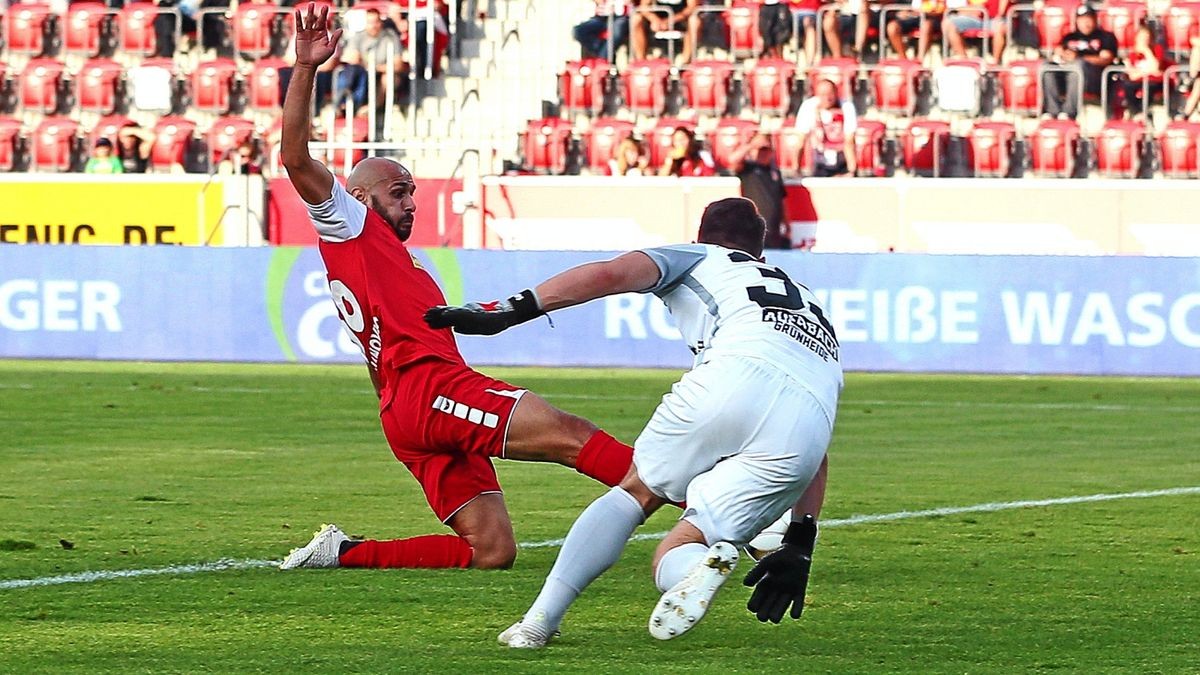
647, 117, 695, 169
622, 59, 672, 116
871, 59, 924, 115
247, 58, 287, 112
523, 118, 572, 174
1164, 1, 1200, 58
559, 58, 609, 117
1034, 0, 1077, 55
727, 1, 761, 58
1159, 120, 1200, 178
191, 59, 239, 114
902, 118, 951, 176
119, 2, 161, 56
151, 116, 196, 171
76, 59, 124, 114
1029, 118, 1080, 177
854, 119, 887, 177
682, 60, 735, 116
809, 57, 860, 102
32, 117, 80, 172
207, 116, 256, 168
19, 58, 67, 113
709, 117, 759, 172
5, 3, 56, 56
998, 60, 1041, 116
583, 117, 635, 172
328, 117, 370, 173
0, 117, 24, 171
1094, 119, 1146, 178
1097, 0, 1148, 54
90, 114, 134, 147
233, 2, 279, 59
773, 119, 806, 176
968, 121, 1015, 177
65, 2, 110, 57
747, 57, 795, 115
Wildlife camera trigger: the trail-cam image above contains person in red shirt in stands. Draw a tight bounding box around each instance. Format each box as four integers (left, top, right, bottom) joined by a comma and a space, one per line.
1119, 24, 1169, 120
658, 127, 716, 176
942, 0, 1008, 62
277, 4, 641, 572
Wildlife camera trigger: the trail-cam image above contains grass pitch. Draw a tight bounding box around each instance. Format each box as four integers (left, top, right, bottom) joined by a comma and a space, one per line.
1, 360, 1198, 673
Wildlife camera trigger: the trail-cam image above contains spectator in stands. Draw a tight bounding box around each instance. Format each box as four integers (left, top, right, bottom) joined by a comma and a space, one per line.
823, 0, 868, 58
658, 127, 716, 176
883, 3, 922, 59
339, 9, 406, 112
607, 136, 649, 175
942, 0, 1007, 62
84, 138, 123, 174
913, 0, 945, 63
153, 0, 197, 57
280, 31, 338, 113
1179, 36, 1200, 120
117, 124, 156, 174
574, 1, 629, 62
631, 0, 700, 64
394, 2, 451, 79
218, 140, 264, 175
795, 79, 857, 177
1041, 4, 1116, 120
200, 0, 232, 56
1118, 25, 1167, 120
728, 132, 789, 249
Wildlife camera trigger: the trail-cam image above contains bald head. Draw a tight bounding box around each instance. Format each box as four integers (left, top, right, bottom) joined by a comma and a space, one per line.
347, 157, 410, 194
347, 158, 417, 241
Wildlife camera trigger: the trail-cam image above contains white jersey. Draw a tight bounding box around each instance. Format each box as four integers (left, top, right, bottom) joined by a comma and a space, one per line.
640, 243, 843, 422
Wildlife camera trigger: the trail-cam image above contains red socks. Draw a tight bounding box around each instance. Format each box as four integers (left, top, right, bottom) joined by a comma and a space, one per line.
338, 535, 474, 569
575, 430, 635, 487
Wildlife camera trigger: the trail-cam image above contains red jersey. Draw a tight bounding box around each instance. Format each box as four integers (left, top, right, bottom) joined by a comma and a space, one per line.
309, 181, 464, 405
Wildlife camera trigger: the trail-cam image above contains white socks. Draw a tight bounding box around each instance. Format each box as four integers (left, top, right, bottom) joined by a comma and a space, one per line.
522, 487, 646, 634
654, 542, 709, 592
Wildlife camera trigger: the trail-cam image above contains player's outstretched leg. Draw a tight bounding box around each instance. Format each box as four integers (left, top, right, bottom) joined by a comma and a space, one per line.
648, 541, 740, 640
504, 392, 634, 487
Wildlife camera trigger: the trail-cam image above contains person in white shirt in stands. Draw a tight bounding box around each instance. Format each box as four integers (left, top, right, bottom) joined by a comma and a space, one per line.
574, 0, 630, 62
794, 79, 858, 177
427, 198, 842, 648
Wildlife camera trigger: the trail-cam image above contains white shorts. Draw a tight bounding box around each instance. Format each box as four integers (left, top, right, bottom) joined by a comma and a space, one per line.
633, 355, 834, 546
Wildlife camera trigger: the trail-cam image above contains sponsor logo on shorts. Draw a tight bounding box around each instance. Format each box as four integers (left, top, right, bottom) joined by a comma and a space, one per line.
432, 395, 500, 428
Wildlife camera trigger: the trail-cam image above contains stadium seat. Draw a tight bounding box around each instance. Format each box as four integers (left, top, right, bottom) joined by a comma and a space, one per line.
32, 117, 81, 172
968, 121, 1016, 177
119, 2, 162, 57
1029, 118, 1080, 177
1034, 0, 1077, 55
998, 60, 1041, 116
773, 119, 806, 176
727, 1, 761, 58
329, 117, 370, 172
809, 58, 860, 102
1164, 1, 1200, 58
76, 59, 124, 114
709, 117, 759, 172
206, 116, 256, 169
128, 57, 179, 112
64, 2, 110, 57
1159, 120, 1200, 178
523, 118, 572, 174
902, 118, 952, 176
1097, 0, 1148, 54
747, 58, 796, 115
19, 58, 68, 114
559, 58, 609, 117
647, 117, 695, 169
90, 114, 134, 147
682, 60, 735, 116
871, 58, 924, 115
853, 119, 887, 177
247, 58, 287, 112
233, 2, 279, 59
5, 3, 56, 56
0, 117, 24, 172
191, 59, 240, 114
583, 117, 635, 172
150, 116, 196, 171
622, 59, 672, 116
1094, 119, 1146, 178
934, 58, 984, 114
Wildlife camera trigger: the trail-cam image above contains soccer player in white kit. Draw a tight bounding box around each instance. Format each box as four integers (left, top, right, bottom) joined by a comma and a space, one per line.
425, 198, 843, 646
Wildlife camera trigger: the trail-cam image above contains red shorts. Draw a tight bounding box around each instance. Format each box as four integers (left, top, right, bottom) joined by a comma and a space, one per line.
379, 363, 525, 522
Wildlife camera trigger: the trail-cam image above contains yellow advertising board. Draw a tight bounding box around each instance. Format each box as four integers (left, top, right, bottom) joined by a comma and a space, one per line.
0, 176, 227, 245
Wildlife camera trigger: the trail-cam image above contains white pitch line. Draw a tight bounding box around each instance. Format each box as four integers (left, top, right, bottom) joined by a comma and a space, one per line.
3, 486, 1196, 591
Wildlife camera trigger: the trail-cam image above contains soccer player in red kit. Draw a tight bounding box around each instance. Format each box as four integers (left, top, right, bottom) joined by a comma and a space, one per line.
277, 4, 635, 571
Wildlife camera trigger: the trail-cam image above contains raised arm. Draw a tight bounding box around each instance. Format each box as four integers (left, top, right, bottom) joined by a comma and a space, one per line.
281, 4, 343, 205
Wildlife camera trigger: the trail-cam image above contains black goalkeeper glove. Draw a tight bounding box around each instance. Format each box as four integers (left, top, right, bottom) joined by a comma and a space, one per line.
423, 289, 544, 336
743, 513, 817, 624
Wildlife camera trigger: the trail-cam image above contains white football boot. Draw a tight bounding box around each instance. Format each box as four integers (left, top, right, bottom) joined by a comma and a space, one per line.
279, 524, 349, 570
499, 611, 555, 649
648, 542, 739, 640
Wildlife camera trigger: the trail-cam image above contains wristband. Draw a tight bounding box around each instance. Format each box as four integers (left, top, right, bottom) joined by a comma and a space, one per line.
507, 289, 545, 326
781, 513, 818, 556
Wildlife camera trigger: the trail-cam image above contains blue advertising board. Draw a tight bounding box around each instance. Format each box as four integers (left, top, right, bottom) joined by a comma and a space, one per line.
1, 246, 1198, 376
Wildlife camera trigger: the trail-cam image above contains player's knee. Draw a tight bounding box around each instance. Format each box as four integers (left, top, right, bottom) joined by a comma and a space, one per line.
471, 539, 517, 570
